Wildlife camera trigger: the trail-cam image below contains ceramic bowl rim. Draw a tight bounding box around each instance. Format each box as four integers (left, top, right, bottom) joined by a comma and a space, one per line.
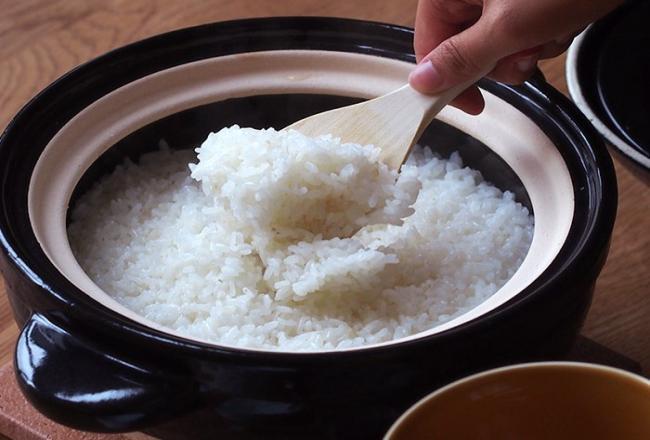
384, 360, 650, 439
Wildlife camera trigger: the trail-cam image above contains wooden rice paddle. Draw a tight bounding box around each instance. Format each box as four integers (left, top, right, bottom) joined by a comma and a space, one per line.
286, 81, 477, 169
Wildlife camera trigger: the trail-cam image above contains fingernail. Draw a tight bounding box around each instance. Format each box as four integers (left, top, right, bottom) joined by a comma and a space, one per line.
409, 60, 443, 92
515, 56, 537, 73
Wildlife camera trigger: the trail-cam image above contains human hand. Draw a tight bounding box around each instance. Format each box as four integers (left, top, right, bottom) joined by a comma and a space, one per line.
409, 0, 623, 114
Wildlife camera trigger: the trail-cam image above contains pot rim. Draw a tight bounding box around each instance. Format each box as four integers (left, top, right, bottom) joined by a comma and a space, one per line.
0, 16, 617, 360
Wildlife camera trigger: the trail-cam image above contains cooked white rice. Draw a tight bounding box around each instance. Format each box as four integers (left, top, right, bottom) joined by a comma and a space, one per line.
68, 126, 533, 351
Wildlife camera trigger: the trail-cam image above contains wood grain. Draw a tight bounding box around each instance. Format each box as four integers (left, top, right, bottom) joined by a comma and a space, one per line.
289, 83, 470, 169
0, 0, 647, 381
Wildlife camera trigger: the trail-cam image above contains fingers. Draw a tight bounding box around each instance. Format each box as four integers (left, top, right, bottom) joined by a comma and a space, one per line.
411, 0, 498, 115
414, 0, 482, 62
410, 19, 500, 94
488, 47, 542, 84
486, 37, 573, 85
414, 0, 456, 62
409, 0, 618, 116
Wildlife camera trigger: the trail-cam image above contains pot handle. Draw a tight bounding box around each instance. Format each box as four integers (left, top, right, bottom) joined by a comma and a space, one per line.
15, 312, 199, 432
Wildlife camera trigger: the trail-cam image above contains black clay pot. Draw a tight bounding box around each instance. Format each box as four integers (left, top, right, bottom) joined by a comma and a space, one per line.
0, 17, 616, 440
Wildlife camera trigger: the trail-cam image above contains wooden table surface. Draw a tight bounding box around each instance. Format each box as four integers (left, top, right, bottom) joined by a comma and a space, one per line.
0, 0, 648, 378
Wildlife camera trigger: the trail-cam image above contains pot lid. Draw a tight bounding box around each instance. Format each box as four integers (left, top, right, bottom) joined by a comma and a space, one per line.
567, 0, 650, 172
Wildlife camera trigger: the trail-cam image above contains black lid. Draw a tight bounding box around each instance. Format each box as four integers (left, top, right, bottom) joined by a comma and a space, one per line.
569, 0, 650, 172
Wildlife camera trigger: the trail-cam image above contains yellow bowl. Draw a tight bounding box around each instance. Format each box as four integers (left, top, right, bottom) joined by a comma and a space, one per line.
385, 362, 650, 440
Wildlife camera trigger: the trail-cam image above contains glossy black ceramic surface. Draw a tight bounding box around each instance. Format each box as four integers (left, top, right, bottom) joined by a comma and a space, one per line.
0, 17, 617, 440
574, 0, 650, 174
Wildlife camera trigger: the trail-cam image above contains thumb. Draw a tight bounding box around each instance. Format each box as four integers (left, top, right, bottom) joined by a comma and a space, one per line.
409, 21, 500, 94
